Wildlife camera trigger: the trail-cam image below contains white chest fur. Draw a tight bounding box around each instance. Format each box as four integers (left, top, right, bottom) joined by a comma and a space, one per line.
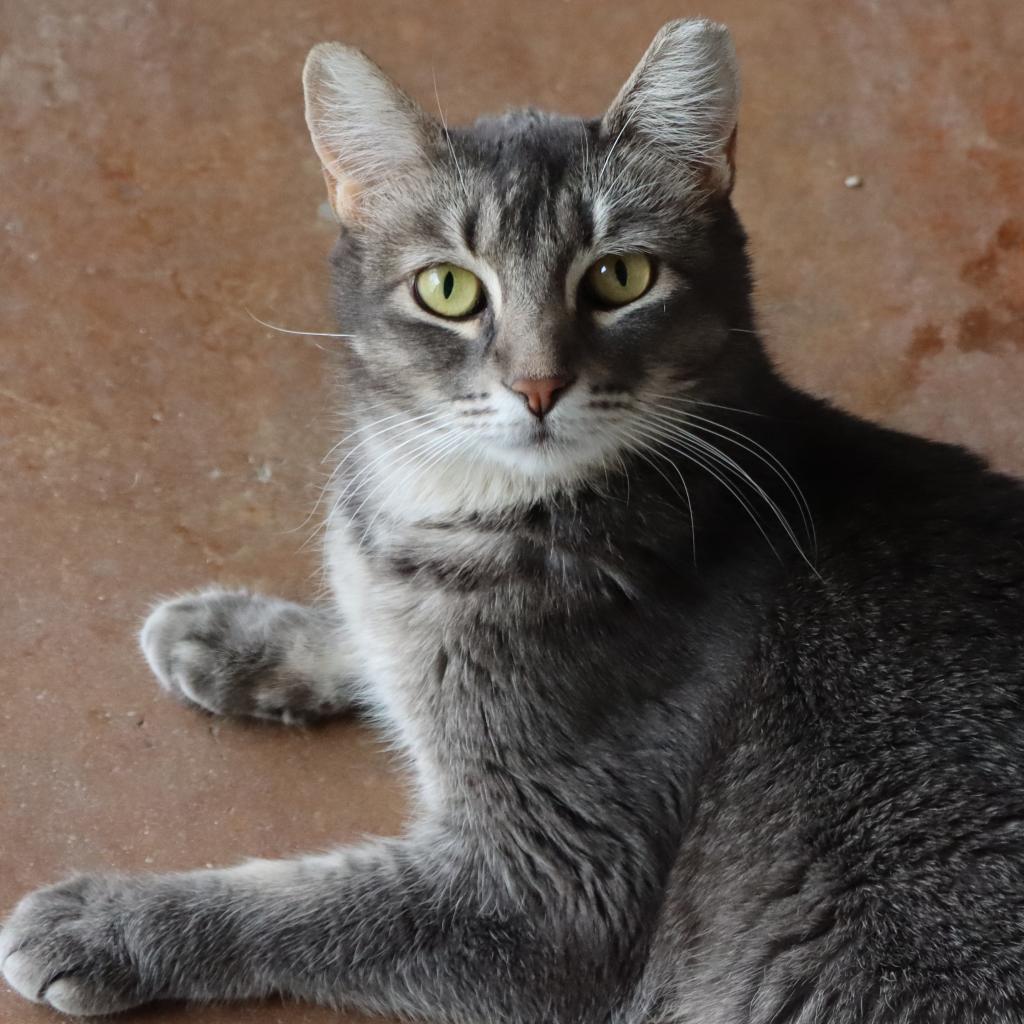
324, 515, 457, 812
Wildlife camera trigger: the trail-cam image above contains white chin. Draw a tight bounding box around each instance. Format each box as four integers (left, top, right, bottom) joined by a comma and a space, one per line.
485, 434, 612, 482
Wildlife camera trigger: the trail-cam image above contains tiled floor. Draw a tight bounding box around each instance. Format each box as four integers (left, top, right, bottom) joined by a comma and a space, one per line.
2, 1, 1022, 1021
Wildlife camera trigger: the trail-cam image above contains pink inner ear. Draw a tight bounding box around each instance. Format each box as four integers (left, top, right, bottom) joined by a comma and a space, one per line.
723, 125, 739, 191
725, 126, 738, 174
321, 169, 363, 222
691, 126, 738, 197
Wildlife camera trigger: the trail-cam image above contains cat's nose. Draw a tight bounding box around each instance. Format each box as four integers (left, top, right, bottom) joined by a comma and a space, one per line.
508, 377, 572, 419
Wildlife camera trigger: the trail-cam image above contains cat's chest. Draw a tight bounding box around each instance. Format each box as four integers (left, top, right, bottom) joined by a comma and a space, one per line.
325, 516, 548, 805
326, 519, 448, 671
325, 515, 539, 700
324, 513, 632, 728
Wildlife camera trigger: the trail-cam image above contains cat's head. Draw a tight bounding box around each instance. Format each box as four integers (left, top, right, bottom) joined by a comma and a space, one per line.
304, 20, 763, 507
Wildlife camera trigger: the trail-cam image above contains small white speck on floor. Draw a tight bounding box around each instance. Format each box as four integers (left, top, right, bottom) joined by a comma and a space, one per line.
844, 174, 864, 188
255, 462, 272, 483
208, 467, 223, 480
151, 411, 163, 423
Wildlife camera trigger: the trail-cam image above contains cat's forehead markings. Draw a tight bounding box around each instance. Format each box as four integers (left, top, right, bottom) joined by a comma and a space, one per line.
590, 195, 613, 247
463, 206, 479, 256
576, 196, 595, 251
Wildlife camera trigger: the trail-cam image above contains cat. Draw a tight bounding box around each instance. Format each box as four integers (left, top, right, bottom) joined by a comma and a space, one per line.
4, 16, 1024, 1024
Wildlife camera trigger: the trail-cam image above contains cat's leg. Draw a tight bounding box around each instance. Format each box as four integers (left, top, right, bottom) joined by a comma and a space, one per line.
140, 590, 359, 724
0, 840, 600, 1022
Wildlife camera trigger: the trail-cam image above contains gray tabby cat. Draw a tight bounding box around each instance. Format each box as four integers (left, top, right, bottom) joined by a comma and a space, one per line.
4, 18, 1024, 1024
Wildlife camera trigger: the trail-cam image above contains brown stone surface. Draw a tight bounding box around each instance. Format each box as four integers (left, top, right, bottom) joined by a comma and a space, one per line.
1, 1, 1022, 1021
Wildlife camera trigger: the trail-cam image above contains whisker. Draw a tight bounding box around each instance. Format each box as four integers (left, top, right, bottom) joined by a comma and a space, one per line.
638, 416, 819, 576
344, 421, 459, 531
642, 402, 816, 555
358, 430, 469, 547
301, 414, 451, 550
645, 390, 771, 419
290, 409, 442, 544
648, 419, 802, 548
636, 420, 784, 564
432, 69, 469, 202
598, 105, 640, 186
323, 409, 440, 470
321, 408, 422, 465
612, 424, 697, 566
244, 307, 356, 339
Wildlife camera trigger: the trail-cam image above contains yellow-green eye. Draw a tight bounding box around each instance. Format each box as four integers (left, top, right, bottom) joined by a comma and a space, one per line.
414, 263, 484, 319
585, 253, 654, 308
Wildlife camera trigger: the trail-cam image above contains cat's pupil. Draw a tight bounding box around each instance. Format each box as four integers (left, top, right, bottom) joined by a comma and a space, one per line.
443, 271, 455, 300
614, 259, 628, 288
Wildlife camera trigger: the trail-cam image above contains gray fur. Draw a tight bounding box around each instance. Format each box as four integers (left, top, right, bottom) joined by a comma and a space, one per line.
5, 18, 1024, 1024
141, 589, 358, 723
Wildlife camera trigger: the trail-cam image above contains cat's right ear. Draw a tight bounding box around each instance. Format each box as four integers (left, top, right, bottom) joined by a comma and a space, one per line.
303, 44, 434, 222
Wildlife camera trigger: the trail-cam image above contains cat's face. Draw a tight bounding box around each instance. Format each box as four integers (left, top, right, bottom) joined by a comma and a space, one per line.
305, 21, 754, 500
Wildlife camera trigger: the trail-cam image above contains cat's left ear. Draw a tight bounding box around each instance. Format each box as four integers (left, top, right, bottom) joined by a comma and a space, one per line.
601, 19, 740, 196
303, 44, 437, 221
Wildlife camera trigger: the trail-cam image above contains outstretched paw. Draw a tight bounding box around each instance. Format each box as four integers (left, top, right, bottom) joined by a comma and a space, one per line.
0, 875, 147, 1016
140, 589, 355, 724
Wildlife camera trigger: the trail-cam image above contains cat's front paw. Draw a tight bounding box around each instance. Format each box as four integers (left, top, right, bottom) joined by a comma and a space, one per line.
140, 589, 255, 713
0, 875, 148, 1016
140, 589, 354, 724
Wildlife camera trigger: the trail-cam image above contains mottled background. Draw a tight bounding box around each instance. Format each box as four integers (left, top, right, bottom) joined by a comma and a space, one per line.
1, 1, 1021, 1021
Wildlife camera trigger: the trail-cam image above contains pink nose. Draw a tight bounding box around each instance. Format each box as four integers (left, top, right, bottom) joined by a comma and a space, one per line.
508, 377, 572, 419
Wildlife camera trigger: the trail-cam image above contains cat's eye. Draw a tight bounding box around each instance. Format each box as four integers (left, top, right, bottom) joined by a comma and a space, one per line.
584, 253, 654, 309
414, 263, 484, 319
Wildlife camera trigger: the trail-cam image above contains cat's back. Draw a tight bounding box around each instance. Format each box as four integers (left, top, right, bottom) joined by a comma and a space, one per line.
639, 420, 1024, 1024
